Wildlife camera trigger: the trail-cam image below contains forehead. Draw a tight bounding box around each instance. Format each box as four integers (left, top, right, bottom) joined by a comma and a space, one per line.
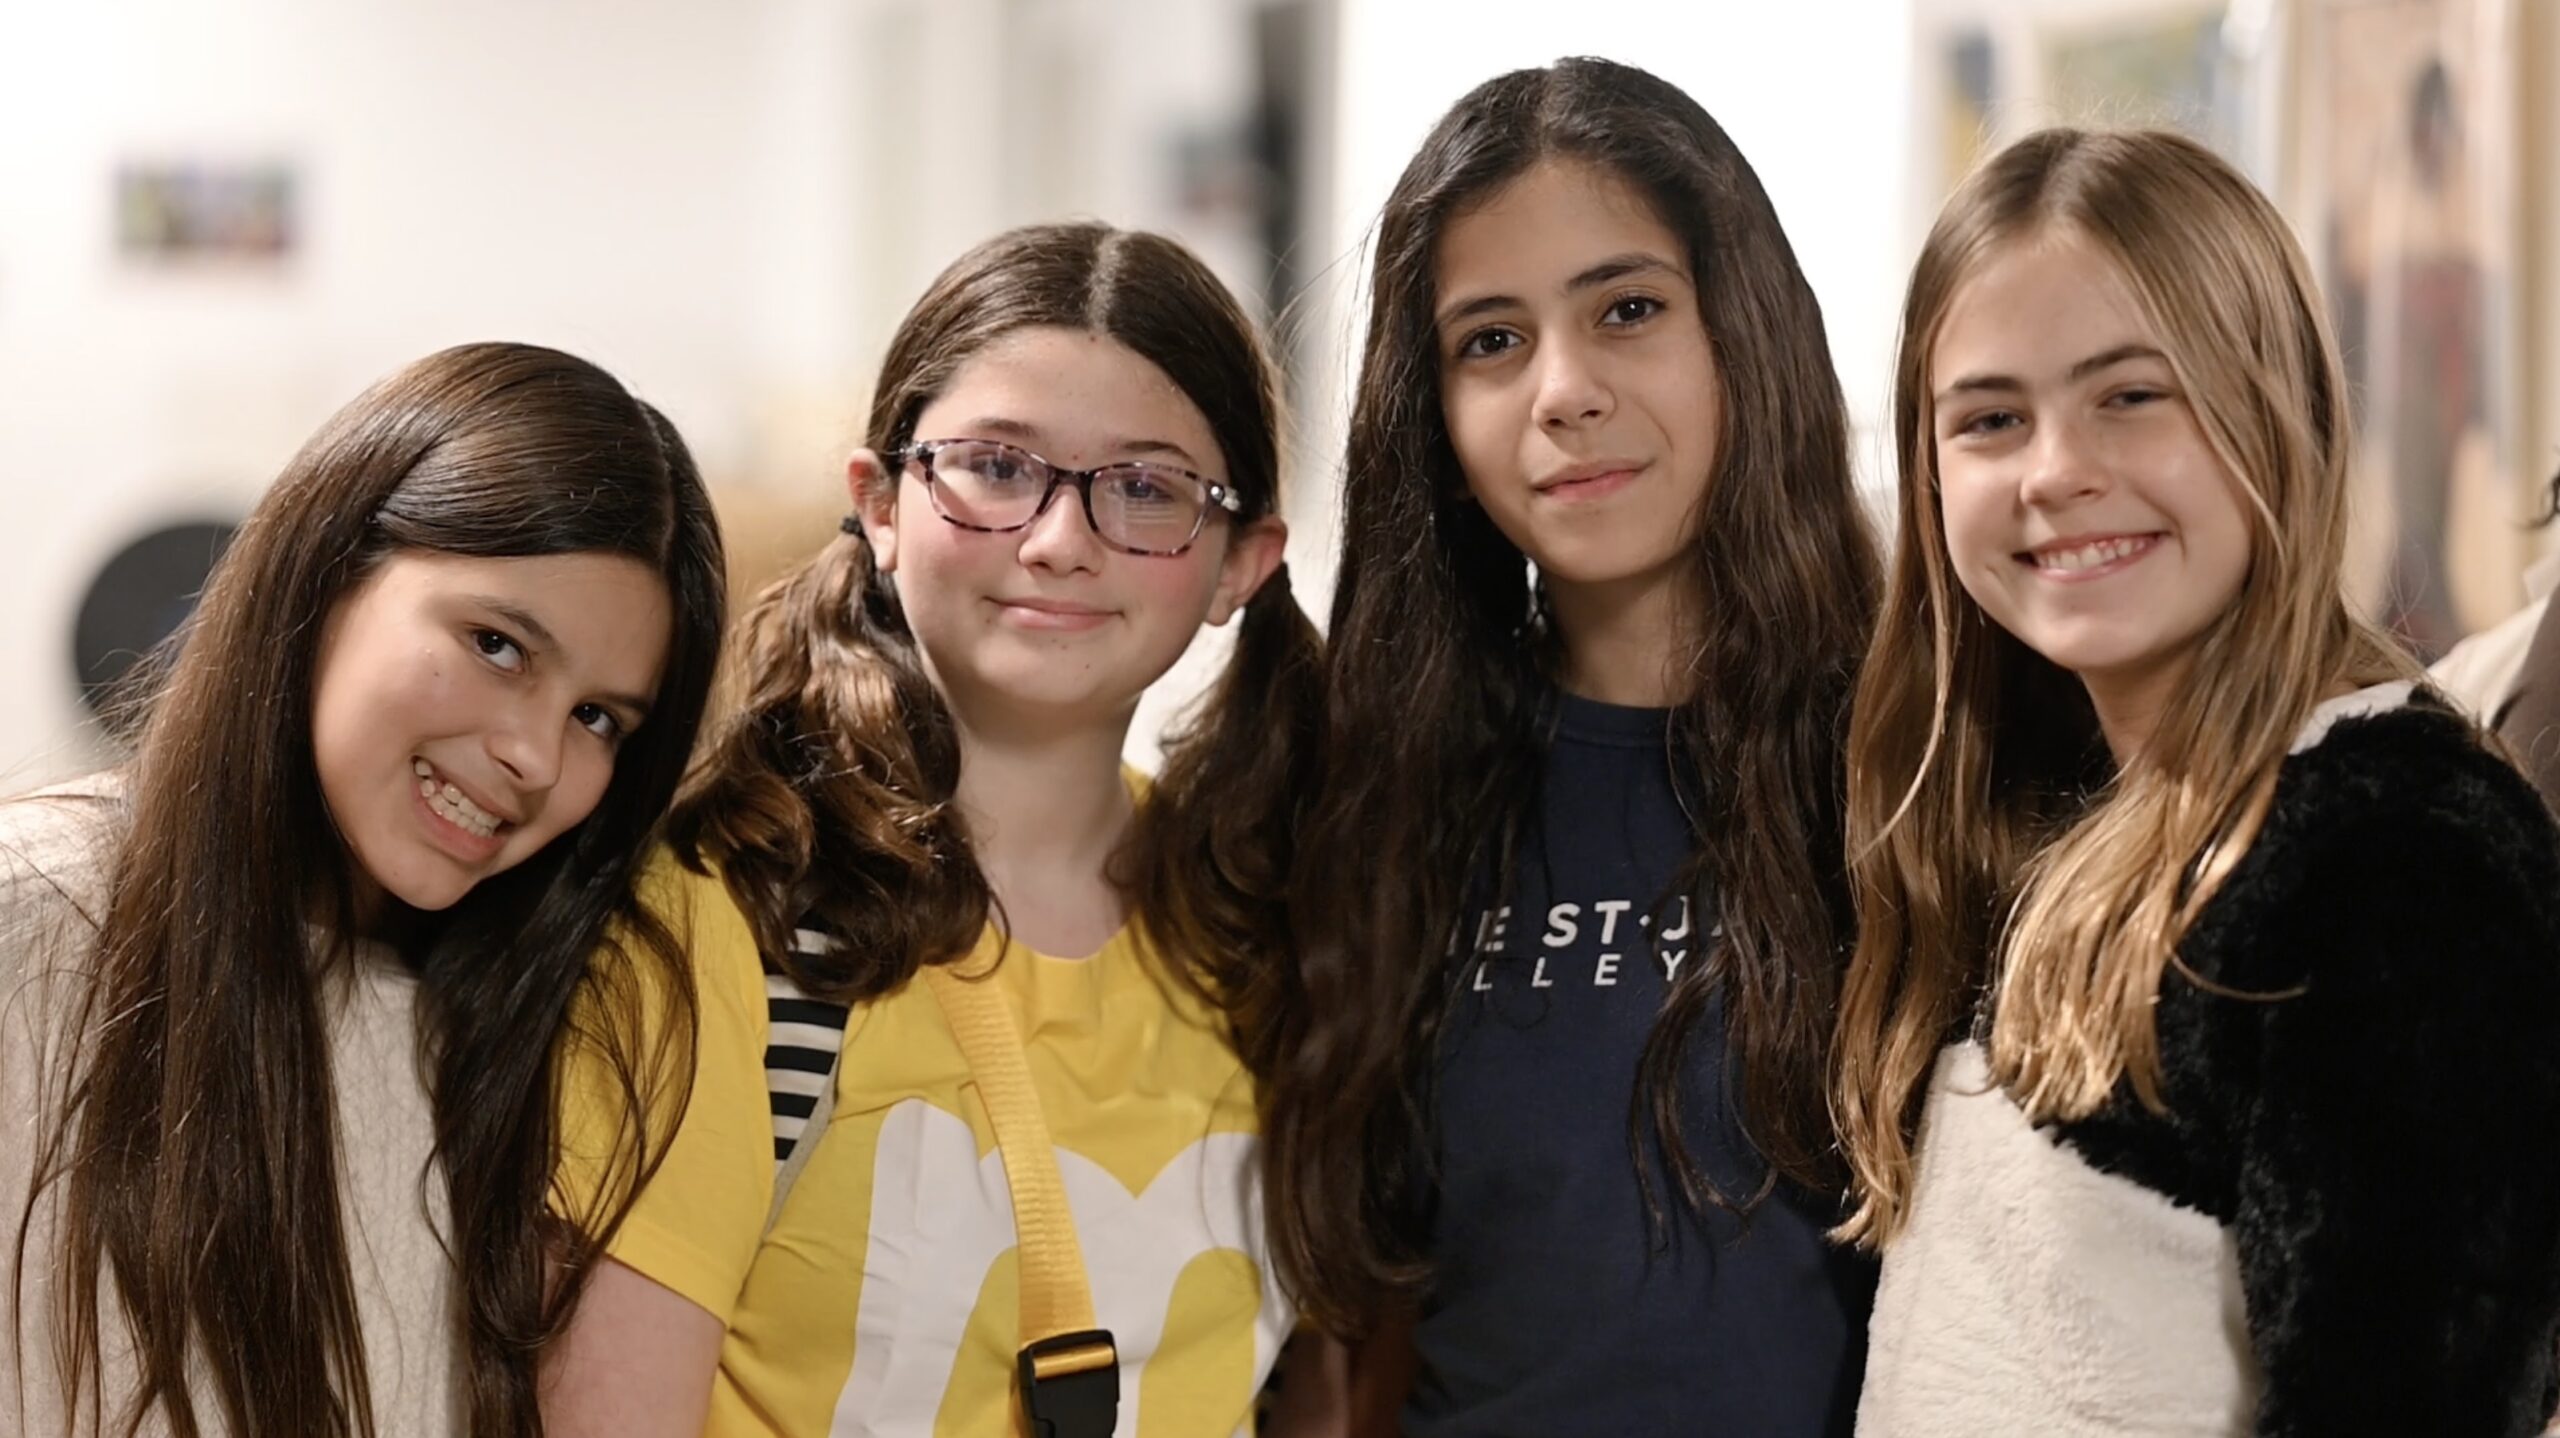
1931, 229, 2157, 378
358, 549, 672, 694
1434, 159, 1689, 302
909, 325, 1222, 471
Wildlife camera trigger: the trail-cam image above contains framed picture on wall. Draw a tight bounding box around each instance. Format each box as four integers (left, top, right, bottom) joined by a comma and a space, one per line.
114, 160, 297, 265
2293, 0, 2525, 658
1909, 0, 2283, 227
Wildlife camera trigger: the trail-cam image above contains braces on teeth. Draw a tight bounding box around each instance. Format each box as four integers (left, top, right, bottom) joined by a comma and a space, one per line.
413, 759, 501, 839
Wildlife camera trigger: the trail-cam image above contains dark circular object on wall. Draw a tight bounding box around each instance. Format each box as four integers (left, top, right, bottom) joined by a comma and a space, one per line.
72, 519, 238, 734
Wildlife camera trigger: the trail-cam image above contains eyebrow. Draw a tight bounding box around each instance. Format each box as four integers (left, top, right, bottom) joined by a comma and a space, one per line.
1936, 342, 2170, 402
474, 596, 656, 722
951, 416, 1204, 471
1433, 251, 1687, 332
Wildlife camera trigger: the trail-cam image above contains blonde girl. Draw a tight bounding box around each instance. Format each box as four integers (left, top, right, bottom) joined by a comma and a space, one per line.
1836, 127, 2560, 1436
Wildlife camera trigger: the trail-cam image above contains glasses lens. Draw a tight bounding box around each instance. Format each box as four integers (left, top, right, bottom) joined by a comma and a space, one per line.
926, 441, 1047, 527
1092, 466, 1208, 552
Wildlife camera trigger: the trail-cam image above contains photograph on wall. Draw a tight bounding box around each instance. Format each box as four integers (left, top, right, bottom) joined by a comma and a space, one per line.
1917, 2, 2278, 219
2038, 6, 2237, 153
2297, 0, 2522, 658
1938, 25, 2000, 200
114, 161, 297, 264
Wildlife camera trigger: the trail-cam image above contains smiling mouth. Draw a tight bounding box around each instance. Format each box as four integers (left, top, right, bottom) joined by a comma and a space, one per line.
413, 758, 506, 841
993, 599, 1114, 630
2021, 533, 2162, 576
1535, 465, 1644, 500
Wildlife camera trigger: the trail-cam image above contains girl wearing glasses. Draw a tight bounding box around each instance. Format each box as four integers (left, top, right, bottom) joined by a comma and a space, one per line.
1, 342, 725, 1438
544, 223, 1322, 1437
1260, 58, 1880, 1434
1839, 128, 2560, 1436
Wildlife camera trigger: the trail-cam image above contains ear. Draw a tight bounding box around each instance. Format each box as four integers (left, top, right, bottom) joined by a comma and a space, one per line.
849, 448, 900, 573
1206, 516, 1287, 627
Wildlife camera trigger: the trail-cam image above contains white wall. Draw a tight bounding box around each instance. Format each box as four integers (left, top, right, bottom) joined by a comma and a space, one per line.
0, 0, 1921, 781
0, 0, 812, 782
0, 0, 1318, 779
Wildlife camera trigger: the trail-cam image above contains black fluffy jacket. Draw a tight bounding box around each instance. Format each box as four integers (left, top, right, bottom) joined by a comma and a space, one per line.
2053, 695, 2560, 1436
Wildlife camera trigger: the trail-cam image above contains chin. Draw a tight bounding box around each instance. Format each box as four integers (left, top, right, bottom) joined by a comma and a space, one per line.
364, 847, 490, 915
387, 877, 476, 913
1530, 540, 1689, 591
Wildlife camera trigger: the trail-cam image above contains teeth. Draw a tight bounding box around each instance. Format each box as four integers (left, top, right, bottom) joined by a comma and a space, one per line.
2038, 536, 2148, 573
413, 760, 501, 839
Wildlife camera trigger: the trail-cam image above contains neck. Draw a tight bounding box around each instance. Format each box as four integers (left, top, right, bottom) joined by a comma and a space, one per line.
2082, 659, 2187, 768
947, 703, 1138, 954
1546, 568, 1695, 707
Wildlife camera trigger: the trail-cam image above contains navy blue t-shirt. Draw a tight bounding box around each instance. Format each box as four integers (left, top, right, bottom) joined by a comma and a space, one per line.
1405, 693, 1876, 1437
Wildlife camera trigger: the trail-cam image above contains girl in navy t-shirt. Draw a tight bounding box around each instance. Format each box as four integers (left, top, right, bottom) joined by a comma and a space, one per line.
1262, 56, 1880, 1435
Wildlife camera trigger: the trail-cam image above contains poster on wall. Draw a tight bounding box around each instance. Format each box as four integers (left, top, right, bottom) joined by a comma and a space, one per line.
2296, 0, 2523, 658
1938, 26, 2000, 200
2039, 8, 2239, 155
1918, 2, 2276, 215
114, 161, 297, 265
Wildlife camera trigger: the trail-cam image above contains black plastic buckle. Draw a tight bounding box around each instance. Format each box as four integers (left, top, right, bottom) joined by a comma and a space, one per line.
1018, 1328, 1118, 1438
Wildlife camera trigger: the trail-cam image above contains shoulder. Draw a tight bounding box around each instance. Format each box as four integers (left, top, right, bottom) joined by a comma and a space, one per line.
2269, 687, 2550, 885
2429, 596, 2541, 722
0, 775, 130, 977
623, 845, 770, 1014
2213, 686, 2560, 1003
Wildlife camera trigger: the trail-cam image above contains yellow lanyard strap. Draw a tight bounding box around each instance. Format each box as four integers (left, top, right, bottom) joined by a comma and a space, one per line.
920, 958, 1117, 1436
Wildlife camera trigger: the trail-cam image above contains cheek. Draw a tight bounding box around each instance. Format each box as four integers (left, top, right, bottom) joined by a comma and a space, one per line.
1124, 555, 1228, 629
1935, 477, 2018, 609
1646, 343, 1721, 455
1440, 383, 1516, 494
1935, 473, 1994, 567
317, 644, 444, 764
511, 749, 617, 862
897, 524, 1008, 601
555, 752, 618, 833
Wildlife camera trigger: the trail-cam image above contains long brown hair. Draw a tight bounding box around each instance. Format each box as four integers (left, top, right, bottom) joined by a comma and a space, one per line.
1261, 57, 1880, 1334
22, 342, 726, 1437
1831, 129, 2409, 1247
669, 223, 1321, 1067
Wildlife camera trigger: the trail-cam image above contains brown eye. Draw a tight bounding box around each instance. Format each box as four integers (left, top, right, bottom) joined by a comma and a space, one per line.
471, 629, 527, 672
1603, 295, 1665, 326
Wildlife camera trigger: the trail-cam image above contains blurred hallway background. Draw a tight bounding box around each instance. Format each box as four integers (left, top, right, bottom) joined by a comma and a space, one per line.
2, 0, 2551, 779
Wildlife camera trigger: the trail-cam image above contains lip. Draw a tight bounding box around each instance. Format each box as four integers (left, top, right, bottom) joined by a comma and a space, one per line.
2017, 530, 2165, 582
411, 764, 508, 864
418, 758, 523, 826
992, 597, 1116, 632
1533, 458, 1647, 501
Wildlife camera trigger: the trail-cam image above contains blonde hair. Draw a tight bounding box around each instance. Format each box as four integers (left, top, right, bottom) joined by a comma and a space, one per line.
1831, 128, 2411, 1247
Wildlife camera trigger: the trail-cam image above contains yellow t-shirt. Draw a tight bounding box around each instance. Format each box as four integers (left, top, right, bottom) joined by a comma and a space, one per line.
583, 855, 1287, 1437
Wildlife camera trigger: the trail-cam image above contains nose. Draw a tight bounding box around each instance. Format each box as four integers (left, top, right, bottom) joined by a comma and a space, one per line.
485, 700, 565, 798
1530, 334, 1614, 432
1016, 478, 1108, 573
2017, 412, 2109, 508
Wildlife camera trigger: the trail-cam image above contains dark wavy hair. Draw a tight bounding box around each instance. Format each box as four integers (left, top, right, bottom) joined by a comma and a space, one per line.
23, 342, 726, 1438
667, 222, 1322, 1070
1261, 57, 1880, 1334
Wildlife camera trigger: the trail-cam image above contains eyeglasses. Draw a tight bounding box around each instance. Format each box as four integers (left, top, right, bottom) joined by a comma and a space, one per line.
892, 438, 1243, 557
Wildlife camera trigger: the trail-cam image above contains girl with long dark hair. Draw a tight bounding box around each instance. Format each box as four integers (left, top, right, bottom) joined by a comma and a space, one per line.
1, 341, 727, 1437
1261, 57, 1881, 1434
